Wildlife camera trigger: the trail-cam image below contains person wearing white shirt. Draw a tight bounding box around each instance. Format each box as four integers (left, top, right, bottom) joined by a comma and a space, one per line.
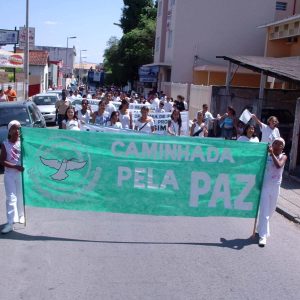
151, 93, 160, 111
164, 96, 174, 112
77, 99, 92, 127
251, 114, 280, 143
155, 101, 165, 113
107, 111, 123, 129
237, 124, 259, 142
105, 94, 116, 115
134, 106, 155, 134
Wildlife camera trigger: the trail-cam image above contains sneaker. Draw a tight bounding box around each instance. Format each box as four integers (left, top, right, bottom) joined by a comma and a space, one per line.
19, 216, 25, 224
1, 224, 14, 234
258, 236, 267, 247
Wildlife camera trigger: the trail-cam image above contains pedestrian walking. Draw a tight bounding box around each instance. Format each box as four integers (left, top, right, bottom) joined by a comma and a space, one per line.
4, 85, 17, 101
62, 106, 80, 130
167, 109, 182, 136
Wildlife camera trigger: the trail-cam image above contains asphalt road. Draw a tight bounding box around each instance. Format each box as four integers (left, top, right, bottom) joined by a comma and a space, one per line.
0, 173, 300, 300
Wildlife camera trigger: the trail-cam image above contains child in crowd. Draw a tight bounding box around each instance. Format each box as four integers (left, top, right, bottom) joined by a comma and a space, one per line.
62, 106, 81, 130
257, 137, 287, 247
251, 114, 280, 144
167, 109, 182, 136
0, 120, 25, 234
107, 111, 122, 129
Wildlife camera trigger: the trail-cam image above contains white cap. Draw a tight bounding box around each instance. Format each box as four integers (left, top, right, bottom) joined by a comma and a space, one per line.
8, 120, 21, 132
272, 137, 285, 147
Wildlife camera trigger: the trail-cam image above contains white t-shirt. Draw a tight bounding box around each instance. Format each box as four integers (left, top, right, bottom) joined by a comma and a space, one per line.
237, 135, 259, 142
119, 112, 131, 129
135, 118, 154, 133
62, 119, 80, 130
168, 120, 181, 136
107, 121, 122, 129
0, 94, 7, 102
164, 101, 173, 112
77, 110, 91, 125
151, 98, 160, 110
204, 111, 214, 129
105, 102, 116, 115
260, 123, 280, 143
192, 122, 206, 137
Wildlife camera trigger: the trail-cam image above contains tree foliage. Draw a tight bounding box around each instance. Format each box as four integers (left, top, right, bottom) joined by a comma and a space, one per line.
103, 0, 157, 86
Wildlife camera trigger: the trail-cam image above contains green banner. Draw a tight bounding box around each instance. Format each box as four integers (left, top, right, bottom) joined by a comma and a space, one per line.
21, 128, 267, 218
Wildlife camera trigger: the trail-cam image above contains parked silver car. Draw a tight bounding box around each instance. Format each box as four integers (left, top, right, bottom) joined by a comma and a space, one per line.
0, 100, 46, 146
32, 93, 58, 124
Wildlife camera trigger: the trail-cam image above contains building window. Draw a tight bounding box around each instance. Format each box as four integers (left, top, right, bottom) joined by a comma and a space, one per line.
276, 2, 287, 11
156, 37, 160, 52
167, 30, 173, 48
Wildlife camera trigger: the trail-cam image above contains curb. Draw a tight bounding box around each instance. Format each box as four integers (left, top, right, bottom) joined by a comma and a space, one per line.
276, 206, 300, 224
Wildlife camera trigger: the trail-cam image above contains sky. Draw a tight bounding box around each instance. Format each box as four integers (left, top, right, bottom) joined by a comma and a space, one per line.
0, 0, 124, 63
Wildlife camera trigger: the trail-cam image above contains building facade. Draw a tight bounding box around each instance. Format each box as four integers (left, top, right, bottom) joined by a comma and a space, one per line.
153, 0, 277, 86
35, 45, 76, 77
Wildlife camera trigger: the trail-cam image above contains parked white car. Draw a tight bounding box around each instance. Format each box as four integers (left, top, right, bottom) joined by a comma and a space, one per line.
32, 93, 59, 124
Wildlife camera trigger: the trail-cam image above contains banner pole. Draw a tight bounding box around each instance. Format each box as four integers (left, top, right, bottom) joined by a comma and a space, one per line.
251, 146, 268, 239
20, 129, 26, 227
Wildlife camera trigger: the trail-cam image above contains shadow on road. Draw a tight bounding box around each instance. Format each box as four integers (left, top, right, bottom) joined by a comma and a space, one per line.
0, 229, 258, 250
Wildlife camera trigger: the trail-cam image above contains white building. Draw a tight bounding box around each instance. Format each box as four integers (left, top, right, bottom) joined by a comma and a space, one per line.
153, 0, 277, 85
35, 45, 76, 77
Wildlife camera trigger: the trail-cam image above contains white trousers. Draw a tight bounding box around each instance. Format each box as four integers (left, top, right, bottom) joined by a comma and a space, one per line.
4, 171, 24, 225
258, 182, 280, 238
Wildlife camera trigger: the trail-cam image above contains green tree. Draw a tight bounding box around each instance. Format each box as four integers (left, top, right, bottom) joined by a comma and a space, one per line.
103, 0, 157, 86
120, 0, 154, 34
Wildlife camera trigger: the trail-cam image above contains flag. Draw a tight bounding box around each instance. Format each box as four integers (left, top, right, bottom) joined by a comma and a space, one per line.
21, 128, 267, 218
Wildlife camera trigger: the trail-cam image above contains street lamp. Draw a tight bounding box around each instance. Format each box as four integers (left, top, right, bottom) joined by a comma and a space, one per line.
79, 49, 87, 85
65, 36, 77, 77
24, 0, 29, 99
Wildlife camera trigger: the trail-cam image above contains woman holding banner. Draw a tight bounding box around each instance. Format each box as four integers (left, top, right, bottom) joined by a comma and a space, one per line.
134, 106, 155, 133
257, 137, 287, 247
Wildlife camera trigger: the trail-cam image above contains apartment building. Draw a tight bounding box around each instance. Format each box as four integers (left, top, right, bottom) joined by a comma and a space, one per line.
152, 0, 276, 86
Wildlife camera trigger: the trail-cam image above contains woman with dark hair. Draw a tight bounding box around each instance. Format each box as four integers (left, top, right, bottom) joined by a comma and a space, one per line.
167, 109, 182, 136
237, 123, 259, 142
77, 99, 92, 126
107, 111, 122, 129
62, 106, 80, 130
92, 100, 109, 126
218, 106, 237, 140
134, 106, 155, 133
118, 99, 133, 129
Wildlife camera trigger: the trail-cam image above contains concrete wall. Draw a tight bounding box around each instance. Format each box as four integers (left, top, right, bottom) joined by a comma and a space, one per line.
155, 0, 276, 84
189, 85, 212, 120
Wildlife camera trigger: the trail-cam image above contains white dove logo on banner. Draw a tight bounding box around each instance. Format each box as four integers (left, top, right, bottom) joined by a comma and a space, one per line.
40, 157, 87, 181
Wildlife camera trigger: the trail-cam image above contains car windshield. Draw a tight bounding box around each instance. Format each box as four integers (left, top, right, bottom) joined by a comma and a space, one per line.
33, 95, 57, 105
0, 107, 30, 126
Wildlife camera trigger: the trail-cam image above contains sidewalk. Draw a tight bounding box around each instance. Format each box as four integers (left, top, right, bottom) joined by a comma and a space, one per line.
276, 172, 300, 224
